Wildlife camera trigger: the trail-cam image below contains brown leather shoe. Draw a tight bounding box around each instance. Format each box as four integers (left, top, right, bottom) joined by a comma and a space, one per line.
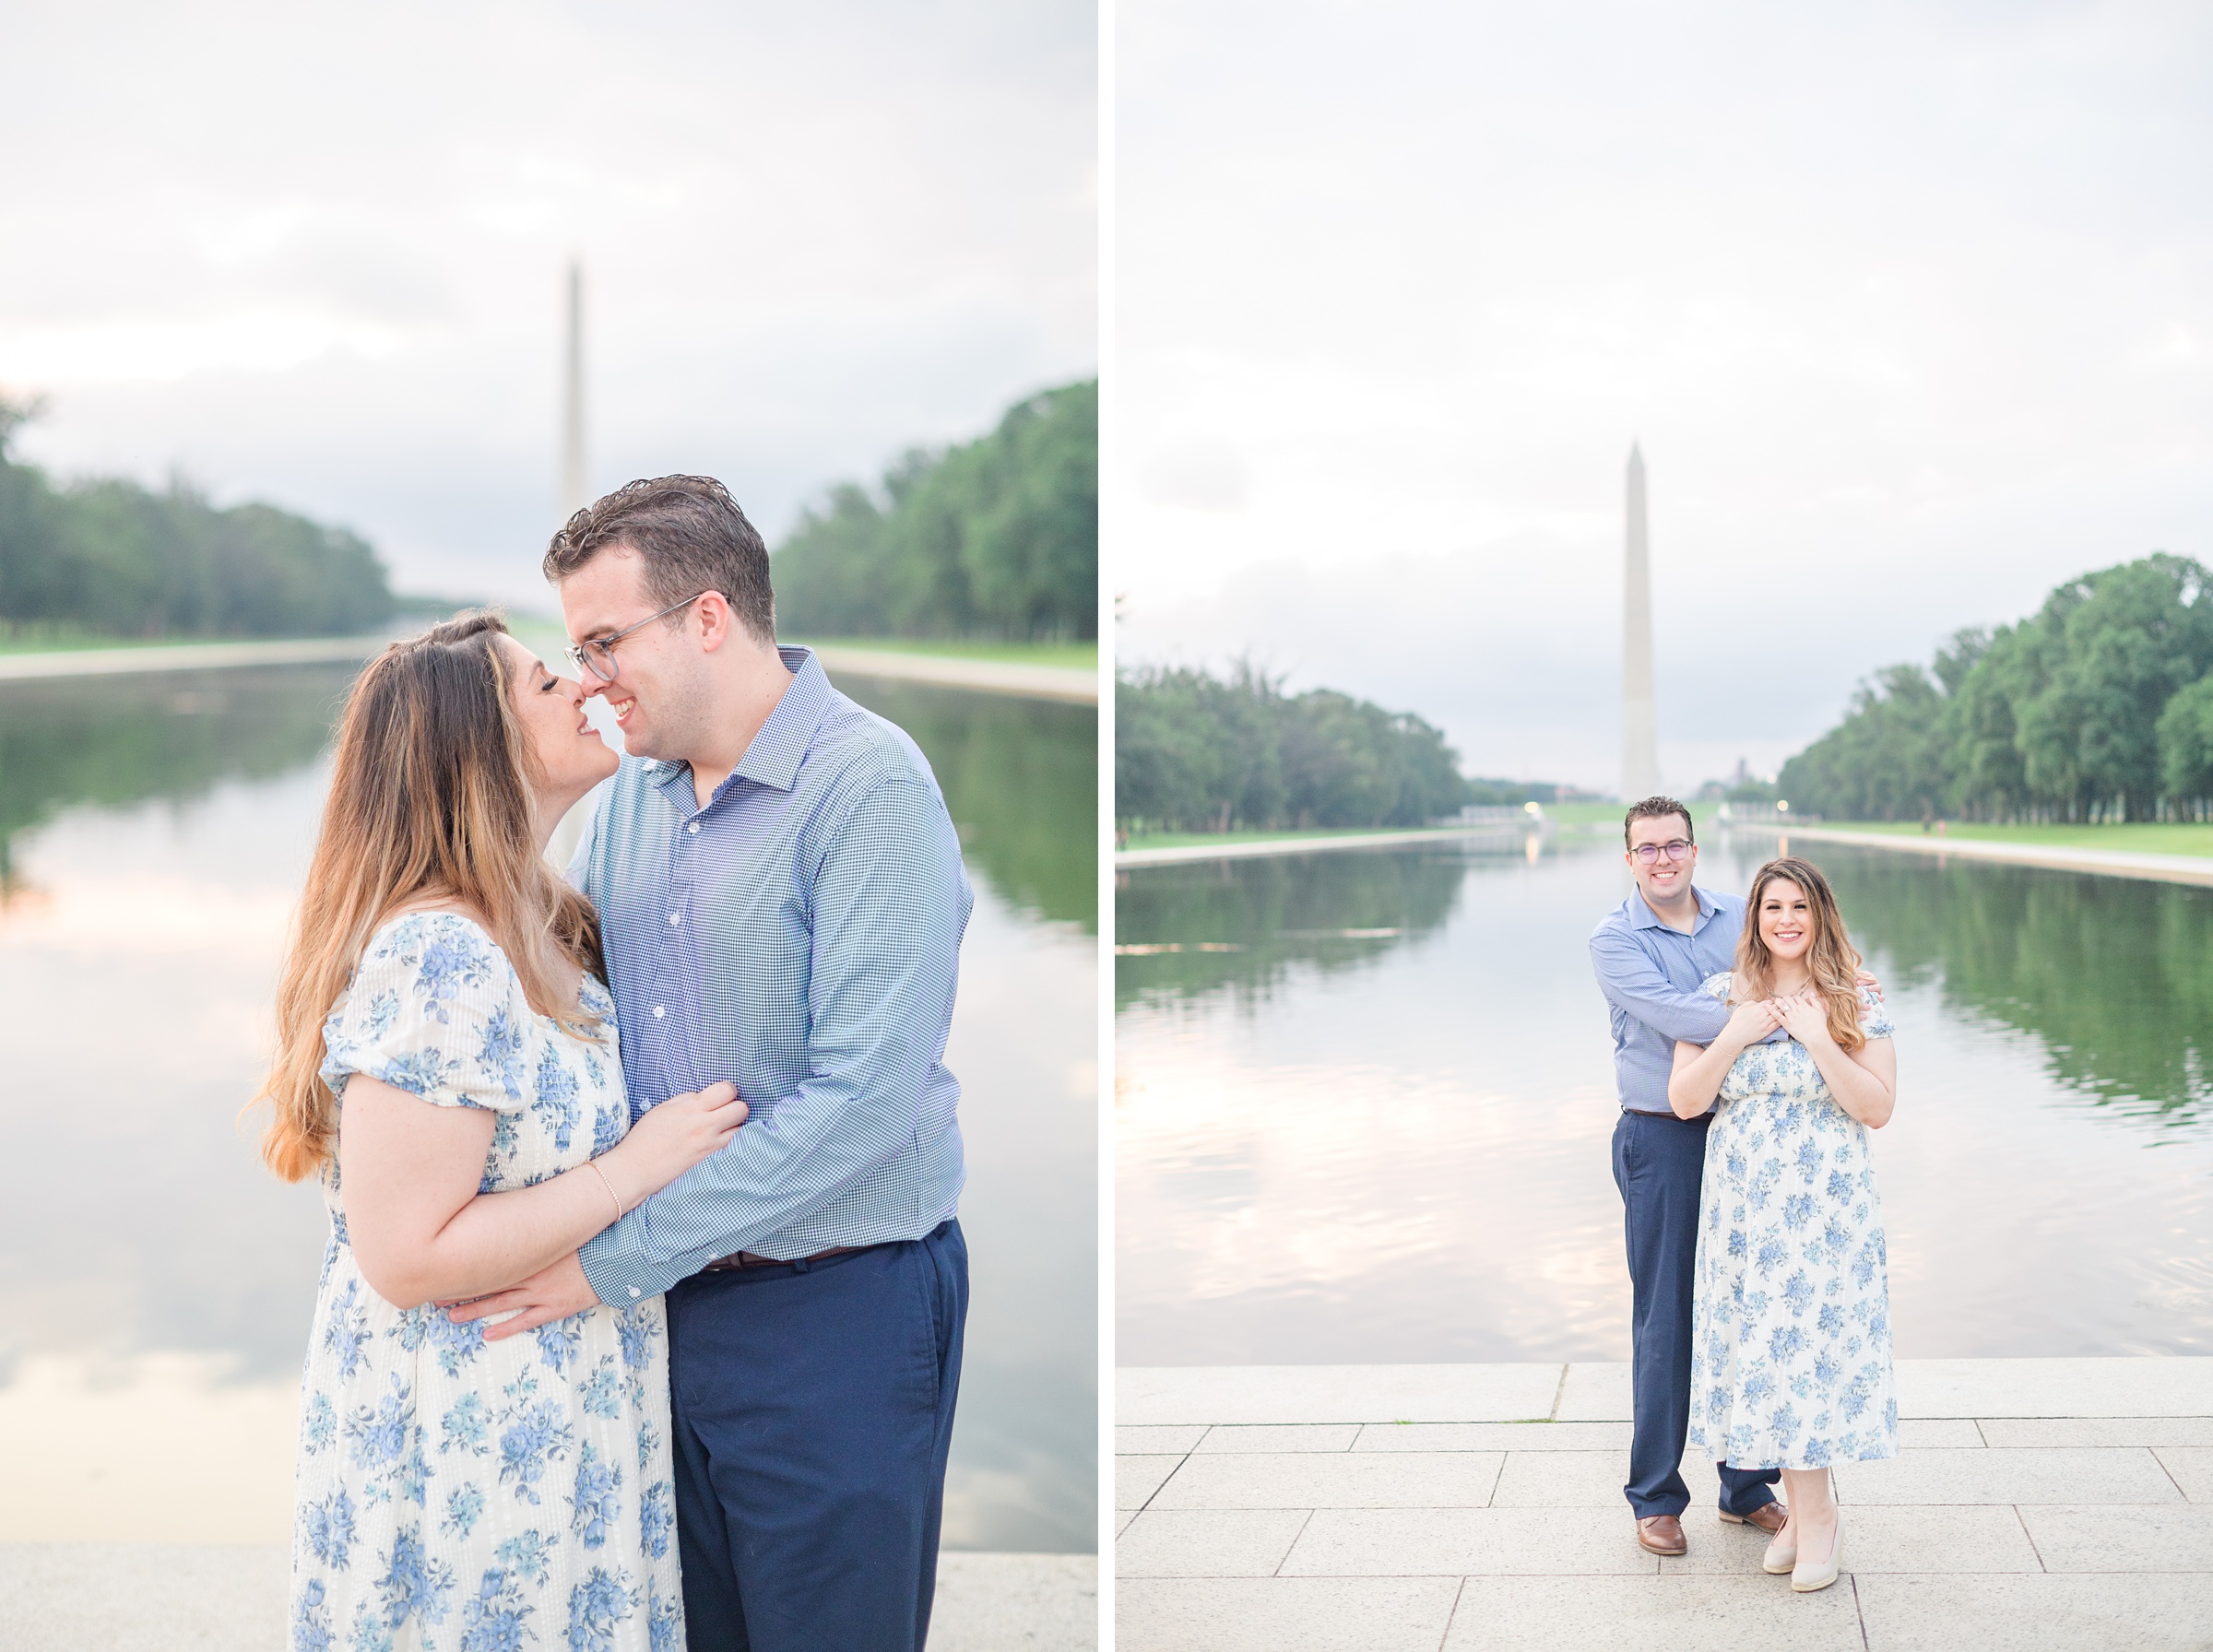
1636, 1514, 1687, 1556
1721, 1501, 1788, 1535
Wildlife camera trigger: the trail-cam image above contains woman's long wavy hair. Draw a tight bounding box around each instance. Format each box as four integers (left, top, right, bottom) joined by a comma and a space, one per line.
1734, 856, 1867, 1054
255, 613, 604, 1183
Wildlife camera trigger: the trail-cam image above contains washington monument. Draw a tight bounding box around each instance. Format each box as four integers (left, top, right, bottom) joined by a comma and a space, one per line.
559, 259, 587, 525
1621, 444, 1660, 800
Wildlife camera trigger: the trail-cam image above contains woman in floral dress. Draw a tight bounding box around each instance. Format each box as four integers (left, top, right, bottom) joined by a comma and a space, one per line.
257, 616, 745, 1651
1666, 856, 1898, 1595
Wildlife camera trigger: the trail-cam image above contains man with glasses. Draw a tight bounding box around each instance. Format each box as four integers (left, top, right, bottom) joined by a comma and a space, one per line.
451, 475, 971, 1651
1591, 796, 1785, 1557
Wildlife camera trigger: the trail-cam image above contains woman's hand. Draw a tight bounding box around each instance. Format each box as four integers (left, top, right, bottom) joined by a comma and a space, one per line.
1722, 996, 1784, 1050
1775, 988, 1833, 1047
1789, 990, 1899, 1129
602, 1082, 747, 1209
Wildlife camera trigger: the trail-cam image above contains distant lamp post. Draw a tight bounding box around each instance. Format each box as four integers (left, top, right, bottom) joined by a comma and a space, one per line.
1777, 800, 1791, 814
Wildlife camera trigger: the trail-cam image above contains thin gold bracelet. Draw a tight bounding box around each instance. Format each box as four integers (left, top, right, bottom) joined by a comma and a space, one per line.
586, 1159, 625, 1223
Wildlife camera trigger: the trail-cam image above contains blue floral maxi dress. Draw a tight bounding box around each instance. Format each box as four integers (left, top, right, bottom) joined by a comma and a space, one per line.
290, 912, 683, 1652
1686, 974, 1899, 1472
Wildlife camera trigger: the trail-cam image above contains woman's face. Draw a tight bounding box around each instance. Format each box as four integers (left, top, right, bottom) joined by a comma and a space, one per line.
1757, 878, 1817, 964
502, 636, 619, 803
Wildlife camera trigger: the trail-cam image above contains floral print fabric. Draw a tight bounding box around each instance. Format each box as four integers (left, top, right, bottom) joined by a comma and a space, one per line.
291, 912, 682, 1652
1687, 973, 1899, 1472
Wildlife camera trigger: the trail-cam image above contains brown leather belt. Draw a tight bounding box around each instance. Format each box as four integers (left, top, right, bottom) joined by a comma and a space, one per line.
701, 1244, 865, 1274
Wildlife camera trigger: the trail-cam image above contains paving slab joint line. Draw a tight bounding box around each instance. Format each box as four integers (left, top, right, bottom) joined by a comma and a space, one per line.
2150, 1448, 2192, 1502
1140, 1450, 1191, 1516
2009, 1504, 2048, 1573
1850, 1573, 1870, 1652
1435, 1575, 1470, 1652
1547, 1362, 1568, 1422
1273, 1509, 1317, 1580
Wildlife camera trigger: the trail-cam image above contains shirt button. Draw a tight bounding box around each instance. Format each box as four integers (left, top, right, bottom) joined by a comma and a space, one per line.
687, 822, 700, 835
627, 1287, 641, 1298
651, 1006, 666, 1019
669, 913, 681, 925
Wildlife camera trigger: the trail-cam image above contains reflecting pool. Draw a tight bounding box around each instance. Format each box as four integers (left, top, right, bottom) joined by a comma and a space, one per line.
1116, 830, 2213, 1367
0, 663, 1095, 1551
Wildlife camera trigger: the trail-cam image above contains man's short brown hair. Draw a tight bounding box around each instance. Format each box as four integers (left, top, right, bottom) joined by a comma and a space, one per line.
1624, 795, 1694, 848
543, 475, 775, 643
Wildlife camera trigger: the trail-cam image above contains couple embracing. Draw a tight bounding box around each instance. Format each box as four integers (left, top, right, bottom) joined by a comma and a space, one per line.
259, 477, 971, 1651
1592, 796, 1900, 1594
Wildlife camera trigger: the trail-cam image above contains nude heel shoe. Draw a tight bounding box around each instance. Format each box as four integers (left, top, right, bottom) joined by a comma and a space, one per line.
1790, 1511, 1841, 1592
1760, 1517, 1796, 1575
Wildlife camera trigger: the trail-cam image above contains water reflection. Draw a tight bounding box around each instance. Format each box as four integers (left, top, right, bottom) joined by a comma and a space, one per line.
1117, 832, 2213, 1367
1114, 845, 1473, 1009
1724, 837, 2213, 1132
0, 666, 357, 888
0, 664, 1095, 1551
839, 674, 1095, 932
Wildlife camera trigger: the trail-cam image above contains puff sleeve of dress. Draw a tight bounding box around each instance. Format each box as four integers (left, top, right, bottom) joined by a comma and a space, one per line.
1859, 983, 1896, 1041
318, 911, 532, 1113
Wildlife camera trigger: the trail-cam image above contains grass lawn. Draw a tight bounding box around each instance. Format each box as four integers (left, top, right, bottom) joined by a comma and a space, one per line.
1815, 820, 2213, 859
1121, 822, 1520, 851
795, 637, 1096, 669
503, 628, 1096, 672
0, 631, 236, 655
1546, 801, 1638, 828
0, 630, 405, 657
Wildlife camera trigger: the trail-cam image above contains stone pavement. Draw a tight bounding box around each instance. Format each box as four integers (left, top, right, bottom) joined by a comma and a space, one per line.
0, 1546, 1095, 1651
1116, 1359, 2213, 1651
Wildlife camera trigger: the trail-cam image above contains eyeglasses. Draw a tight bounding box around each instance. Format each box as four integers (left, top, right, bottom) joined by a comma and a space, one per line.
1629, 839, 1695, 863
564, 593, 710, 682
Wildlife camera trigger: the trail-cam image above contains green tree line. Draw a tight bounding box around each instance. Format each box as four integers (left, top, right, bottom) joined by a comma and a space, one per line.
772, 380, 1096, 641
1117, 663, 1473, 832
0, 397, 395, 639
1805, 842, 2213, 1130
1780, 553, 2213, 822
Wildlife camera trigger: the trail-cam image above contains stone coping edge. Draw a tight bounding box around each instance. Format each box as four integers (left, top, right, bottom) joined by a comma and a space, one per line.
1739, 823, 2213, 888
0, 1548, 1096, 1652
811, 645, 1096, 703
1118, 1359, 2213, 1426
1117, 824, 1527, 867
0, 636, 391, 681
0, 638, 1099, 705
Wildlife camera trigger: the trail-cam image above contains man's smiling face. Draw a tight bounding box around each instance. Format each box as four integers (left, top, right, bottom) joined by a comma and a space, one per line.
1626, 811, 1698, 908
556, 547, 706, 762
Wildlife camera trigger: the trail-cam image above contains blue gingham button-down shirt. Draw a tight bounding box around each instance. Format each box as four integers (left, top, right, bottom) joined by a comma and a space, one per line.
1589, 884, 1745, 1115
571, 646, 971, 1304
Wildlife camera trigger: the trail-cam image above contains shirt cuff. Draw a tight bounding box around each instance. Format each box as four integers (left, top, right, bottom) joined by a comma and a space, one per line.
578, 1219, 720, 1305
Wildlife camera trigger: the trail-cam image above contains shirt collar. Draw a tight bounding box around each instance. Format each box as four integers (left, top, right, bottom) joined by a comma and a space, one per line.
645, 646, 831, 801
1628, 883, 1720, 931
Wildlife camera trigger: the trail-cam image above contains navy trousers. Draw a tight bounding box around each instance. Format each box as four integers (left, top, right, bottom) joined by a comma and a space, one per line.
1611, 1111, 1779, 1519
665, 1220, 967, 1652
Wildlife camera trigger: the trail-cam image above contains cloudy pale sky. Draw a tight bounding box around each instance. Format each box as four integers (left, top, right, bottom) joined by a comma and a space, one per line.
2, 0, 1095, 608
1116, 0, 2213, 792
